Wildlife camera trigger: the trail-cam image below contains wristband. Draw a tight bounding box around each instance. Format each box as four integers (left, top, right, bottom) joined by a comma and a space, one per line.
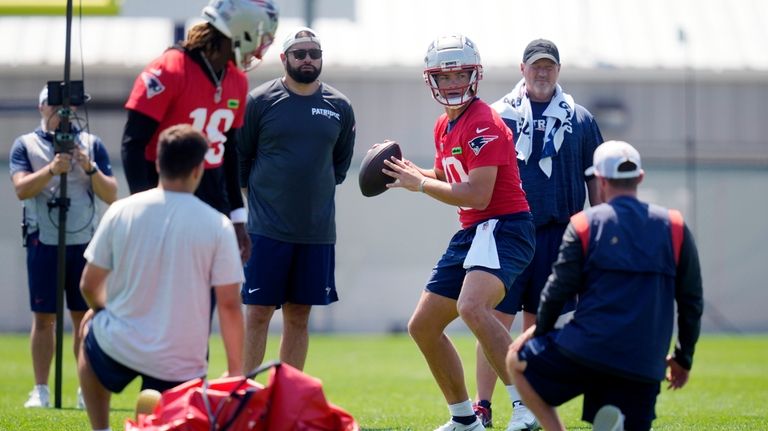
229, 207, 247, 224
85, 164, 98, 176
48, 166, 55, 176
419, 178, 429, 193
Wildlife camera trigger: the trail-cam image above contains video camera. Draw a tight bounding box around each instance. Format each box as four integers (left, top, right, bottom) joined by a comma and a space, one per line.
46, 80, 87, 106
46, 80, 89, 154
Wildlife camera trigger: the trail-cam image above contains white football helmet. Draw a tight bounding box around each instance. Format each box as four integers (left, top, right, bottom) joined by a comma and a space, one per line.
202, 0, 279, 71
423, 34, 483, 107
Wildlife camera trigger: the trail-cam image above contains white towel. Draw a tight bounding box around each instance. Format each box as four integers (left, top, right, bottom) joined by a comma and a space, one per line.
463, 219, 500, 269
492, 79, 575, 177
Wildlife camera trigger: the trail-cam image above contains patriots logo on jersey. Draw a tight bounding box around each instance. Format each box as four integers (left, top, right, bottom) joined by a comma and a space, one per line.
140, 71, 165, 99
467, 135, 498, 155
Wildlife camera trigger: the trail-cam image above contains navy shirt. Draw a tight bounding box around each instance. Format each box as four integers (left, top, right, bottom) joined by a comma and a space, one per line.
536, 196, 703, 382
498, 102, 602, 228
237, 78, 355, 244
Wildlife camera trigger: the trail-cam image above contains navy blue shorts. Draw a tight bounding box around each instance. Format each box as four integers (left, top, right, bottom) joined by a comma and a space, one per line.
26, 232, 89, 313
83, 324, 188, 393
241, 234, 337, 307
426, 213, 535, 301
519, 331, 659, 431
496, 222, 575, 315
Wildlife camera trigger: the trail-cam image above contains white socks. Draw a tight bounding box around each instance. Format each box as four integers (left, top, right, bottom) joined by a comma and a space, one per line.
448, 399, 475, 417
506, 384, 522, 403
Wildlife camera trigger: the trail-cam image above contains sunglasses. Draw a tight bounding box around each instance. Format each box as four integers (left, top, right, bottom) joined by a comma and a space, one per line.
288, 49, 323, 60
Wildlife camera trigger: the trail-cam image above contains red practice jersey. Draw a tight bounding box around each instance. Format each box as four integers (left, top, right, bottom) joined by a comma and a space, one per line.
433, 99, 530, 228
125, 48, 248, 169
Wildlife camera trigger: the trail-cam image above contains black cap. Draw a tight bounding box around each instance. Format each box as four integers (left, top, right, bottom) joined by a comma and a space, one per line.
523, 39, 560, 64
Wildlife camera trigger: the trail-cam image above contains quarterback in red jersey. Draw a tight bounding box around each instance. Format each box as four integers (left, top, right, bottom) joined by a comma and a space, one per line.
382, 35, 536, 431
121, 0, 279, 261
431, 99, 529, 228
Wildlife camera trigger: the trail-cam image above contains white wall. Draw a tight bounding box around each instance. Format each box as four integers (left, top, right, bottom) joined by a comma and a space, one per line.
1, 66, 767, 333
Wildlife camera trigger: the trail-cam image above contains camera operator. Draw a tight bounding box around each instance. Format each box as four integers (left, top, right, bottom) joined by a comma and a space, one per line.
9, 85, 117, 409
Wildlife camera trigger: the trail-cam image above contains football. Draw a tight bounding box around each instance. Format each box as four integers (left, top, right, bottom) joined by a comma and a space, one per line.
358, 141, 402, 197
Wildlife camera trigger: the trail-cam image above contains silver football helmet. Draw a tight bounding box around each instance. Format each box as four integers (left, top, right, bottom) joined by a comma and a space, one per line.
423, 34, 483, 107
202, 0, 279, 71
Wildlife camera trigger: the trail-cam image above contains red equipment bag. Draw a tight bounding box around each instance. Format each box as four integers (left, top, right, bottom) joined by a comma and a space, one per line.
125, 361, 359, 431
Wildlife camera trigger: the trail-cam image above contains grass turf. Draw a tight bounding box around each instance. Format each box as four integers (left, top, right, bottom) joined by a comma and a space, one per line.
0, 333, 765, 430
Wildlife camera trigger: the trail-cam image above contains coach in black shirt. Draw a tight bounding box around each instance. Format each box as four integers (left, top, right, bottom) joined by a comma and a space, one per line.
237, 26, 356, 373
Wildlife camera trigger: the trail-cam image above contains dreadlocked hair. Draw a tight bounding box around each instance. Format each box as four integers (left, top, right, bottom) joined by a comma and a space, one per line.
182, 22, 228, 53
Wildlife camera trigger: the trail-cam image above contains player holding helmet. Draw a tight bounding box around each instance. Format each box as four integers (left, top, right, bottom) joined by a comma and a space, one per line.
121, 0, 279, 262
382, 35, 535, 431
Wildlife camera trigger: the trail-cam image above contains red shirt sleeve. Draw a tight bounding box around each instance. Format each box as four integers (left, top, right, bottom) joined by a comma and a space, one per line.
125, 50, 182, 123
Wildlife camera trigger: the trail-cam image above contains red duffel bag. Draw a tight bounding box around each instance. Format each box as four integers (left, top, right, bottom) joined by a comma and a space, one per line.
125, 361, 358, 431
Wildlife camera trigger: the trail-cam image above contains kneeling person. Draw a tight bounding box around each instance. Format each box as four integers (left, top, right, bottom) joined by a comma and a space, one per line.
77, 124, 245, 431
507, 141, 703, 431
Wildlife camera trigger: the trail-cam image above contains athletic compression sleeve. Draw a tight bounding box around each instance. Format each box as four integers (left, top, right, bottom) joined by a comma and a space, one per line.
121, 109, 159, 194
223, 128, 244, 211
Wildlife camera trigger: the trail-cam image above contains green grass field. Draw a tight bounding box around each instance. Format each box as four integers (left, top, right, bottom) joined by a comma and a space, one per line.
0, 333, 766, 430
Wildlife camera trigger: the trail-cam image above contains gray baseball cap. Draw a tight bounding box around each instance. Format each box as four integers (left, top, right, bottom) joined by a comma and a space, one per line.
523, 38, 560, 64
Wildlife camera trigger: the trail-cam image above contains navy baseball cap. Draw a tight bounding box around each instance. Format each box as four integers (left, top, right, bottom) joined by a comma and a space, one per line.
523, 39, 560, 64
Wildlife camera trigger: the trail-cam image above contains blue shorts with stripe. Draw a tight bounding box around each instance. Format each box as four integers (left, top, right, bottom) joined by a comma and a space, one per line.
496, 222, 576, 314
26, 232, 89, 313
426, 213, 535, 300
241, 234, 337, 307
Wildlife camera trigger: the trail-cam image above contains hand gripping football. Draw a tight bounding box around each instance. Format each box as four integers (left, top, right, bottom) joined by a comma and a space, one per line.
359, 140, 402, 197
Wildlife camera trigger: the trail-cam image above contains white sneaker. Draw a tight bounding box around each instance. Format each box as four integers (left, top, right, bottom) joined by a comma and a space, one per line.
506, 401, 540, 431
434, 418, 485, 431
76, 387, 86, 409
24, 385, 50, 408
593, 405, 624, 431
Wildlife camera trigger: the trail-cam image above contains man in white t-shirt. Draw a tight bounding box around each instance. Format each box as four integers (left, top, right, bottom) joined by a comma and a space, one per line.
77, 124, 245, 431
